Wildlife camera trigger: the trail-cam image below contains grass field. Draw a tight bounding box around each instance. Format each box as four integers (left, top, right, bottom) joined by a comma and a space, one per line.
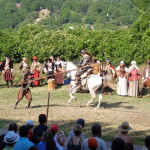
0, 64, 150, 145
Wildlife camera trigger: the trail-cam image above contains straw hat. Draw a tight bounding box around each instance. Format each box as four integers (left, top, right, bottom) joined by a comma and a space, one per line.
4, 131, 19, 144
118, 122, 132, 132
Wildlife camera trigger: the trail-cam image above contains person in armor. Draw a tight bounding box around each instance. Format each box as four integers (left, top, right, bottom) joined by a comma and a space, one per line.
14, 71, 33, 109
1, 54, 14, 88
19, 57, 30, 75
103, 60, 116, 94
138, 59, 150, 97
76, 49, 91, 88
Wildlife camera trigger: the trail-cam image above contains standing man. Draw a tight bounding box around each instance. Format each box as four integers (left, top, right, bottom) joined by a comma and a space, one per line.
14, 71, 33, 109
139, 59, 150, 97
1, 54, 14, 88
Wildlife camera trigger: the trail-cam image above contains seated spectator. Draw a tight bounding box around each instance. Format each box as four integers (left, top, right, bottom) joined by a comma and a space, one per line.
29, 146, 38, 150
67, 124, 84, 150
49, 124, 64, 150
0, 122, 18, 149
14, 125, 34, 150
33, 114, 48, 144
68, 118, 85, 138
26, 120, 34, 142
111, 138, 125, 150
46, 131, 57, 150
145, 136, 150, 150
115, 122, 134, 145
3, 131, 19, 150
36, 131, 52, 150
124, 143, 134, 150
88, 137, 98, 150
8, 123, 18, 133
81, 124, 107, 150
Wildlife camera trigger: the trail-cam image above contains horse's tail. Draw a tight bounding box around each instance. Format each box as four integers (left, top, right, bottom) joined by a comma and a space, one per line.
96, 79, 104, 95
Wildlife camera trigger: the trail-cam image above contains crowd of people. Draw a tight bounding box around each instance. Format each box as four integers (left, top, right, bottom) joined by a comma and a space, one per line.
0, 114, 149, 150
0, 52, 150, 99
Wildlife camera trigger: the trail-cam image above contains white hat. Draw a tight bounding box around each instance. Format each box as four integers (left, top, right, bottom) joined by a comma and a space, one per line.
26, 120, 34, 126
4, 131, 19, 144
131, 61, 136, 65
120, 61, 124, 65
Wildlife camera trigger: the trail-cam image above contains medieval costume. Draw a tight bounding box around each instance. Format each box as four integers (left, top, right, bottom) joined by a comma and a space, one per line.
116, 61, 129, 96
14, 71, 33, 109
91, 58, 101, 75
138, 59, 150, 97
77, 49, 91, 78
103, 60, 116, 94
19, 57, 30, 75
1, 54, 13, 87
31, 56, 41, 86
55, 56, 64, 84
43, 58, 55, 80
128, 61, 141, 97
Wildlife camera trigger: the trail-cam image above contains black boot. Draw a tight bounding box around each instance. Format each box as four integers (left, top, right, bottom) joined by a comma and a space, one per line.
6, 81, 9, 88
14, 100, 19, 109
26, 102, 31, 108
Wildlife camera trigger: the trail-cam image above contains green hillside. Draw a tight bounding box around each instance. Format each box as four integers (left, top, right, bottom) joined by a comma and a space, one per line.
0, 0, 142, 30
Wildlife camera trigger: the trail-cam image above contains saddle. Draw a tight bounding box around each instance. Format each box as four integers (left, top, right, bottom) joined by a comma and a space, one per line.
144, 77, 150, 88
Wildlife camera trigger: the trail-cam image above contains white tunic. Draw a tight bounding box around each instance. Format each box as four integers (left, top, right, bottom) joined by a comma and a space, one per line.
116, 66, 129, 96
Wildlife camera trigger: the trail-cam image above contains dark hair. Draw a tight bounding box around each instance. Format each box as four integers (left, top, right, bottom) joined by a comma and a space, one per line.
111, 138, 125, 150
28, 146, 38, 150
145, 136, 150, 149
19, 125, 29, 137
73, 124, 82, 136
124, 143, 134, 150
8, 123, 18, 133
92, 124, 101, 137
76, 119, 85, 128
38, 114, 47, 124
46, 132, 57, 150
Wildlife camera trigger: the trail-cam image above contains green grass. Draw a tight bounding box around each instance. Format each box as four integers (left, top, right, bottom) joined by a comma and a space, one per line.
0, 63, 150, 145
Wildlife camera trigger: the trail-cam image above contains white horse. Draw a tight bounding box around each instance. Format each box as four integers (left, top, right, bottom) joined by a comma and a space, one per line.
64, 62, 103, 108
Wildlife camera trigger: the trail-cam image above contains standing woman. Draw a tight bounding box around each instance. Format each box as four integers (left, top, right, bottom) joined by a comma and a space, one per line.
116, 61, 129, 96
1, 54, 14, 88
128, 61, 141, 97
31, 56, 41, 86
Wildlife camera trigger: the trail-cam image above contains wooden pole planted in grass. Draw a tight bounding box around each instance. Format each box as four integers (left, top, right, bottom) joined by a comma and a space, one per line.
46, 92, 50, 126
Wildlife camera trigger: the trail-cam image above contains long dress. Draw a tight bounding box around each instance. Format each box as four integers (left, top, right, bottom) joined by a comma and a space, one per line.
116, 66, 129, 96
55, 61, 64, 85
128, 69, 141, 97
31, 62, 41, 86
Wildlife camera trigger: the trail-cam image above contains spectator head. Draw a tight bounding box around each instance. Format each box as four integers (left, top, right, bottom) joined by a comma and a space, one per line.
49, 124, 59, 135
145, 136, 150, 149
19, 125, 29, 137
91, 124, 101, 137
88, 137, 98, 150
118, 122, 132, 134
124, 143, 134, 150
28, 146, 38, 150
38, 114, 47, 124
76, 118, 85, 128
26, 120, 34, 128
111, 138, 125, 150
8, 123, 18, 133
4, 131, 19, 146
73, 124, 82, 136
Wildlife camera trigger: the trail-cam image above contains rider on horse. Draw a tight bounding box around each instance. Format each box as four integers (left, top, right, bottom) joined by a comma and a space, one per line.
76, 49, 92, 89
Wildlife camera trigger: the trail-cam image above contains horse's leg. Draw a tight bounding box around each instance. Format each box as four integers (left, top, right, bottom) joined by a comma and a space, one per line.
97, 86, 103, 108
68, 83, 78, 103
87, 89, 96, 106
